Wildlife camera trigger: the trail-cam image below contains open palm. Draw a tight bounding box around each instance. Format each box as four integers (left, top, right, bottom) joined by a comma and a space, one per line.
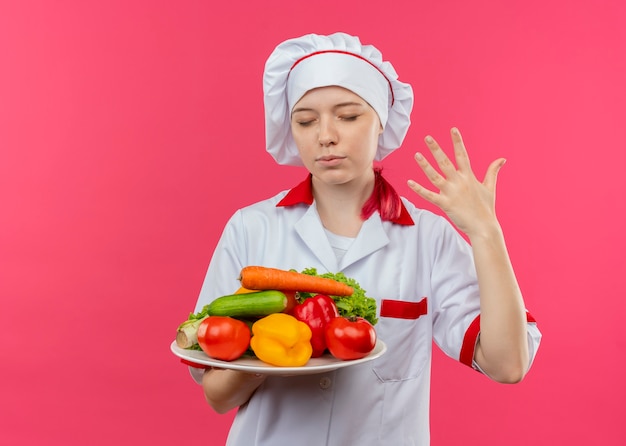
407, 127, 505, 238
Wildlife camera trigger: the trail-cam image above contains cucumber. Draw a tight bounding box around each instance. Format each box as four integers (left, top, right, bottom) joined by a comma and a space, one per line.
207, 290, 287, 318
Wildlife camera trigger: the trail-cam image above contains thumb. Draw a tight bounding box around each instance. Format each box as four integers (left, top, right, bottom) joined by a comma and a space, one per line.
483, 158, 506, 191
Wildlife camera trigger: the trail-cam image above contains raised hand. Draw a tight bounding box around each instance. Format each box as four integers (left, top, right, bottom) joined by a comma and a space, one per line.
407, 127, 505, 238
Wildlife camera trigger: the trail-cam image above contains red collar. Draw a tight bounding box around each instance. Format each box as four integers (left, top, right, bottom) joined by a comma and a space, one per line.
277, 175, 414, 226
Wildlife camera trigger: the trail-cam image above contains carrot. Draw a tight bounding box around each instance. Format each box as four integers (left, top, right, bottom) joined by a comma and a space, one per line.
239, 266, 354, 296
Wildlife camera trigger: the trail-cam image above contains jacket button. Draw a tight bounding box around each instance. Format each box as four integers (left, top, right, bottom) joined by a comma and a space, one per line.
319, 376, 332, 389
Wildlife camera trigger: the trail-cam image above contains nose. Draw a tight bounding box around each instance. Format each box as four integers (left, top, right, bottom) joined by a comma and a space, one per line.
318, 117, 338, 147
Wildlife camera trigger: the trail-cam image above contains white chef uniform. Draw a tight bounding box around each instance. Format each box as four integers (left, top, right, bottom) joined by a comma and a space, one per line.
189, 32, 541, 445
191, 176, 541, 446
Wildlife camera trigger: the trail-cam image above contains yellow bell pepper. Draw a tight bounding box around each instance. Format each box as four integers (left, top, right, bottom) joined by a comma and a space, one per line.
250, 313, 313, 367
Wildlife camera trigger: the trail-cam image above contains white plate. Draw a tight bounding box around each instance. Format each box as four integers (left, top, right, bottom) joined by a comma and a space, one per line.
171, 340, 386, 375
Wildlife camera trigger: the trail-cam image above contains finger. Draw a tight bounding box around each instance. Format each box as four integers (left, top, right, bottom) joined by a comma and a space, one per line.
424, 135, 457, 178
407, 179, 441, 206
414, 152, 446, 188
483, 158, 506, 191
450, 127, 472, 172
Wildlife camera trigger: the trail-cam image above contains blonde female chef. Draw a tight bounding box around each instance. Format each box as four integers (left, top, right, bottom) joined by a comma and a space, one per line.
190, 32, 541, 446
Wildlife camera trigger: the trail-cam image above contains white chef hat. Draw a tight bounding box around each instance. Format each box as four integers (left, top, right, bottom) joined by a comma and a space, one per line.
263, 32, 414, 166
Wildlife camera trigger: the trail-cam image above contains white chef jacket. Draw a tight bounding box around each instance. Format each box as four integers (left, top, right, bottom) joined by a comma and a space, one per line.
192, 176, 541, 446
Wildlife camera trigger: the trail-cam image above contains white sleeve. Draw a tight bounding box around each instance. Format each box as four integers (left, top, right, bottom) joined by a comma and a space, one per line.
430, 219, 482, 363
187, 210, 248, 382
429, 218, 542, 373
194, 210, 248, 313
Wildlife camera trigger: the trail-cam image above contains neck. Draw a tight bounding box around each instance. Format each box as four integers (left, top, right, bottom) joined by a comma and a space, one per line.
311, 169, 375, 237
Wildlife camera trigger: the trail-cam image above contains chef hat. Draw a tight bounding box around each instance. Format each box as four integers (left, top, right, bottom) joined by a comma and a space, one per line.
263, 32, 414, 166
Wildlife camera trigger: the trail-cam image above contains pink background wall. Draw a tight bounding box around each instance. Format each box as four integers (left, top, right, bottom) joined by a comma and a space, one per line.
1, 0, 624, 444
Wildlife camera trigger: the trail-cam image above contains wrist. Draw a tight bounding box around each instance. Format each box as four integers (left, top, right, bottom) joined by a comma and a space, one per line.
466, 220, 504, 244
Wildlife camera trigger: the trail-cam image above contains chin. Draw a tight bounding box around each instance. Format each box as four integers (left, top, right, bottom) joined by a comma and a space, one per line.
316, 172, 356, 186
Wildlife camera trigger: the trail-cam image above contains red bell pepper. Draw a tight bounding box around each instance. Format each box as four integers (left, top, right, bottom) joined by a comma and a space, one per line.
292, 294, 339, 357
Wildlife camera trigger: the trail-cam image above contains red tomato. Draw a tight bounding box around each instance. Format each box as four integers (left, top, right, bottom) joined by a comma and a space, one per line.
197, 316, 251, 361
324, 317, 377, 360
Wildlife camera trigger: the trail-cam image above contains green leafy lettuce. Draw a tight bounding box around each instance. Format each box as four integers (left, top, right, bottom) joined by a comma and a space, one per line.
298, 268, 378, 326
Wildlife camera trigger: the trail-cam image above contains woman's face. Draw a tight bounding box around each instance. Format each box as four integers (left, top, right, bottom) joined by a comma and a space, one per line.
290, 86, 383, 186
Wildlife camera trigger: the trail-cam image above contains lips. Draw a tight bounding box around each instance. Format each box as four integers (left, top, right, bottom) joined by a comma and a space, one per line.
317, 155, 345, 162
316, 155, 346, 167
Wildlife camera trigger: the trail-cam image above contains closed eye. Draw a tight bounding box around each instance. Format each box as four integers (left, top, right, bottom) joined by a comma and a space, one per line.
296, 120, 315, 127
340, 115, 359, 121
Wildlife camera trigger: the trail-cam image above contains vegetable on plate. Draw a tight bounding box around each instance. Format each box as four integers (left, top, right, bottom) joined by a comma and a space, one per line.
325, 316, 377, 360
292, 294, 339, 357
205, 289, 289, 318
197, 316, 251, 361
174, 266, 379, 366
239, 266, 354, 296
249, 313, 313, 367
299, 268, 378, 326
176, 290, 288, 349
